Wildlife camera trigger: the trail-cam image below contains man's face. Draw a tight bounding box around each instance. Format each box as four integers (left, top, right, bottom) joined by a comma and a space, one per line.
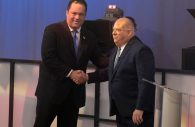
66, 2, 86, 30
112, 20, 134, 47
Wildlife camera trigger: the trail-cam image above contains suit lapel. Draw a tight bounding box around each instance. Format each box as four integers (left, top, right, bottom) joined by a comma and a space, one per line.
110, 48, 117, 70
77, 28, 87, 60
61, 21, 77, 60
109, 48, 118, 80
110, 39, 135, 81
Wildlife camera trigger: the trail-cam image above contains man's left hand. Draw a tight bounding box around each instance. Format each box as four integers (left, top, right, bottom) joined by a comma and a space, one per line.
132, 109, 144, 125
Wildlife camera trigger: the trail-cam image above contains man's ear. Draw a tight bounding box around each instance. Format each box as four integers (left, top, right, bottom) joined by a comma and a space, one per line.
128, 30, 134, 37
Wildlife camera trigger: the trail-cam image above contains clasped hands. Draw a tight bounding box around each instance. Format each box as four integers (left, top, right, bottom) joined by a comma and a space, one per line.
70, 70, 88, 85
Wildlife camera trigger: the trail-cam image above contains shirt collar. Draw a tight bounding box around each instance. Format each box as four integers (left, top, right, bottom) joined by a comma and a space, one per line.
68, 26, 81, 33
118, 43, 127, 53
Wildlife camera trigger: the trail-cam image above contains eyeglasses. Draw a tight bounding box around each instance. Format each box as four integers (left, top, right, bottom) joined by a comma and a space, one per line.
112, 28, 133, 32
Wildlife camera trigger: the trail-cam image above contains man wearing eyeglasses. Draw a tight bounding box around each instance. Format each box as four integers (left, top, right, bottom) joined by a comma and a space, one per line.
88, 17, 155, 127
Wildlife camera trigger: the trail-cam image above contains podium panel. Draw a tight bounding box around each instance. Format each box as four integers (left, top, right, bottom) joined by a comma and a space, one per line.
0, 62, 10, 127
13, 63, 39, 127
161, 89, 181, 127
144, 72, 195, 127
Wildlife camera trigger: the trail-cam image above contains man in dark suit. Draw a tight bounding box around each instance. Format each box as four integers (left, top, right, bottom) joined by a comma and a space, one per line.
88, 17, 155, 127
33, 0, 107, 127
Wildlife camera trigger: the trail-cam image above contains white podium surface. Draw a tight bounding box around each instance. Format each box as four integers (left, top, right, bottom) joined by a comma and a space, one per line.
161, 89, 181, 127
153, 72, 195, 127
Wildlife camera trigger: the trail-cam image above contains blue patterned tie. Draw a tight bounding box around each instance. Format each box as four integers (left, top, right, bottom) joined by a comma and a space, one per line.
73, 30, 78, 55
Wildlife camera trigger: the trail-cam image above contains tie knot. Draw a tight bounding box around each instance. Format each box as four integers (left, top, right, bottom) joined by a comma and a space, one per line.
114, 47, 121, 68
72, 30, 78, 38
117, 48, 121, 54
73, 30, 78, 34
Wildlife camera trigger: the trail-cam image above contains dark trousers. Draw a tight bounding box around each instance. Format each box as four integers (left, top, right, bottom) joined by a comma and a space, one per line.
116, 113, 154, 127
33, 97, 79, 127
111, 100, 154, 127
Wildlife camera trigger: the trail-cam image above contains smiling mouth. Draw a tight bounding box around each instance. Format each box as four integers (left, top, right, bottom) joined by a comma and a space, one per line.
113, 37, 117, 39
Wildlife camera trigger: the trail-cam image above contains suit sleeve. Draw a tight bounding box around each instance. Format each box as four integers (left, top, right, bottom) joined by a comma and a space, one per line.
88, 68, 108, 84
41, 26, 71, 79
87, 31, 109, 68
135, 46, 155, 112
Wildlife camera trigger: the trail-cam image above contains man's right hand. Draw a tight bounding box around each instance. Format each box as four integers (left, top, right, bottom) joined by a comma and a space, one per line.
69, 70, 87, 85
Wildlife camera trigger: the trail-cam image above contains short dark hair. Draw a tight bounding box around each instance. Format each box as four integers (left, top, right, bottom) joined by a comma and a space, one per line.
126, 16, 137, 30
67, 0, 87, 12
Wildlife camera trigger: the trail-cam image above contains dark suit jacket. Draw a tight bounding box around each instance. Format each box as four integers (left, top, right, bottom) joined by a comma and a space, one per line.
89, 36, 155, 117
35, 20, 106, 107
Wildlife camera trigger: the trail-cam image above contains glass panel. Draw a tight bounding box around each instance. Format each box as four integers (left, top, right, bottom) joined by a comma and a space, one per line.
189, 95, 195, 127
77, 117, 94, 127
161, 88, 182, 127
154, 86, 163, 127
148, 77, 195, 127
51, 117, 95, 127
155, 72, 162, 84
0, 62, 10, 127
99, 121, 117, 127
181, 94, 190, 127
154, 72, 163, 127
13, 63, 39, 127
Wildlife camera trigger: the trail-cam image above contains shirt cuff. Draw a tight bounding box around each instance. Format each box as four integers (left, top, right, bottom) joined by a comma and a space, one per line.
66, 69, 73, 77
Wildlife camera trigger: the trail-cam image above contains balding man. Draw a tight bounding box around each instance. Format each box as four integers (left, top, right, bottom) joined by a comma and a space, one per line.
88, 17, 155, 127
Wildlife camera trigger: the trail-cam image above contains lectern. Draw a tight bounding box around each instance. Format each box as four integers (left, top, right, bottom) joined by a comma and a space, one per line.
143, 79, 182, 127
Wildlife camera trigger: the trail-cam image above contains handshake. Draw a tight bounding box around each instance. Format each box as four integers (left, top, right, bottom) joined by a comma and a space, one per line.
69, 70, 88, 85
